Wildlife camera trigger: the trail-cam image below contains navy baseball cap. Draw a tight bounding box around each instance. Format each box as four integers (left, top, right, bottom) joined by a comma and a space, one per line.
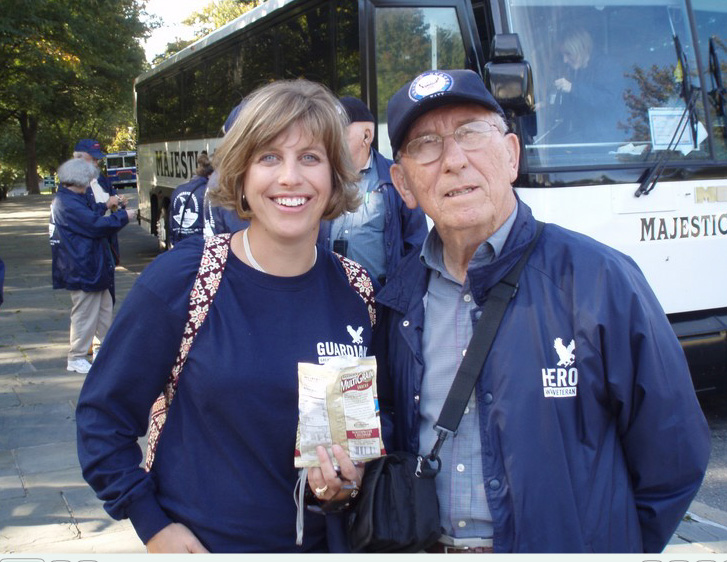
387, 69, 505, 156
339, 96, 375, 124
74, 139, 105, 159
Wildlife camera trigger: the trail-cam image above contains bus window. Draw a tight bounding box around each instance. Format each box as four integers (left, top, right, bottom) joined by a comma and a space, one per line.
506, 0, 710, 171
693, 0, 727, 161
278, 4, 332, 84
182, 62, 209, 137
374, 7, 467, 158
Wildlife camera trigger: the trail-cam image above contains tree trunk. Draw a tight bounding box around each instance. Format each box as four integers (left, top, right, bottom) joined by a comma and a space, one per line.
19, 111, 40, 195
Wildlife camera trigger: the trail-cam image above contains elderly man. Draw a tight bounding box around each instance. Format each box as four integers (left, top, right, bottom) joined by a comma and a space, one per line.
318, 96, 427, 285
375, 69, 710, 553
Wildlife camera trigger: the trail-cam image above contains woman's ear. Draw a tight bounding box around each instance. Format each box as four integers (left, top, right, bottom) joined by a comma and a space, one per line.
390, 163, 419, 210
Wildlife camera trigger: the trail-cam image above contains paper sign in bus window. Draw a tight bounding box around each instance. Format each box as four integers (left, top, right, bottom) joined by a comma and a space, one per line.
648, 107, 695, 153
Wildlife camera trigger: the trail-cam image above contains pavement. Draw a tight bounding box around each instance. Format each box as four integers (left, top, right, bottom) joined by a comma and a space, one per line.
1, 194, 727, 555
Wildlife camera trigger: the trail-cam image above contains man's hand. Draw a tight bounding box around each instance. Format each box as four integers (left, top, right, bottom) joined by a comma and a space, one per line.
146, 522, 209, 553
106, 196, 120, 210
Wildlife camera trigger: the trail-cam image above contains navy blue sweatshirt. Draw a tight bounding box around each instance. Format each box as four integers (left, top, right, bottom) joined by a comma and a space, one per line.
76, 236, 373, 552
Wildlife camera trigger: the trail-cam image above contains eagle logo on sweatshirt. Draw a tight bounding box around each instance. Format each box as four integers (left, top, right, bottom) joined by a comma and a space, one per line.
347, 325, 364, 344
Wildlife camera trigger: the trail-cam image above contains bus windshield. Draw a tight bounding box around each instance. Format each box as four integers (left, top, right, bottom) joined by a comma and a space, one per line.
506, 0, 727, 171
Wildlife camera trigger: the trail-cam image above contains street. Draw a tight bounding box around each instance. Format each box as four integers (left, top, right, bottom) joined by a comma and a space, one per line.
695, 392, 727, 514
1, 192, 726, 554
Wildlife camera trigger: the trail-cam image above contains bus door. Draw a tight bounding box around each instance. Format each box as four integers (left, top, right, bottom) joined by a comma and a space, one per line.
362, 0, 486, 158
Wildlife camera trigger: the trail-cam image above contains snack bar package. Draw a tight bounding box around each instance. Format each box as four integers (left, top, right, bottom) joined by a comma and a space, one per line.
294, 355, 385, 468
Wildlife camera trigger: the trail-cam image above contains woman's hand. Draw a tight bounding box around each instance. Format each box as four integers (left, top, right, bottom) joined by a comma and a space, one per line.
146, 522, 210, 553
307, 444, 365, 506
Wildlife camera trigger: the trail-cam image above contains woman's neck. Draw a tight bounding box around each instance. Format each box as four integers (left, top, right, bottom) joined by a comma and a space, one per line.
231, 226, 318, 277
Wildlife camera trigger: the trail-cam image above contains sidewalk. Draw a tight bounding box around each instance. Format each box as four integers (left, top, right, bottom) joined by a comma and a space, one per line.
1, 194, 727, 554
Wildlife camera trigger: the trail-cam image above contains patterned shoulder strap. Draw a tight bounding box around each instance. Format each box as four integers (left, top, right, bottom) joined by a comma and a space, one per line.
335, 253, 376, 328
145, 234, 231, 470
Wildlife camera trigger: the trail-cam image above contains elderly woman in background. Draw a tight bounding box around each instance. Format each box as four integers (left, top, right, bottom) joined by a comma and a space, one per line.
76, 79, 374, 553
50, 158, 135, 374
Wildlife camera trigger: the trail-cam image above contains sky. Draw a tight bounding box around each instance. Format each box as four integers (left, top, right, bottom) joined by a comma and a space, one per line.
141, 0, 201, 63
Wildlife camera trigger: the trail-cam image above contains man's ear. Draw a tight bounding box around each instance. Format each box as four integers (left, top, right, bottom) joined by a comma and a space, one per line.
363, 123, 375, 145
390, 163, 419, 210
504, 132, 521, 183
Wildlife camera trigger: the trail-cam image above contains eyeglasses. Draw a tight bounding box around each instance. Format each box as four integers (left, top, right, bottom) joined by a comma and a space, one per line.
401, 120, 503, 164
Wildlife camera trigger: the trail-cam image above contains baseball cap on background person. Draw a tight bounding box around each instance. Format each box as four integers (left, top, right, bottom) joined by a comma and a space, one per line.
74, 139, 106, 160
339, 96, 375, 124
222, 99, 249, 134
386, 69, 506, 157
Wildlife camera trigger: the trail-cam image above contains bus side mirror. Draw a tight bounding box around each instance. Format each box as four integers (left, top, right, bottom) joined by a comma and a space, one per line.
484, 33, 535, 116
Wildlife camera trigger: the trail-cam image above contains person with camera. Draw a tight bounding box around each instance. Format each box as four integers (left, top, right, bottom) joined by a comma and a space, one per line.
50, 158, 136, 374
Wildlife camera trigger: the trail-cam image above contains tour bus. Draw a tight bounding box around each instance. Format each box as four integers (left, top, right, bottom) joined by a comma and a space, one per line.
105, 151, 137, 189
134, 0, 727, 392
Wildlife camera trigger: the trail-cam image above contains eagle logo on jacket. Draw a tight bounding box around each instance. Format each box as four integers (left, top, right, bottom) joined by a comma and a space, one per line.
554, 338, 576, 367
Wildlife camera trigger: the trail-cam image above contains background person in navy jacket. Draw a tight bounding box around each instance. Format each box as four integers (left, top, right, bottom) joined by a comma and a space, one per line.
318, 96, 427, 286
74, 138, 126, 265
50, 158, 135, 374
169, 151, 214, 246
374, 69, 710, 553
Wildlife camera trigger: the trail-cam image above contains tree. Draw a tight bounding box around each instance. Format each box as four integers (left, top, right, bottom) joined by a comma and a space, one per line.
0, 0, 149, 193
183, 0, 262, 39
150, 0, 262, 67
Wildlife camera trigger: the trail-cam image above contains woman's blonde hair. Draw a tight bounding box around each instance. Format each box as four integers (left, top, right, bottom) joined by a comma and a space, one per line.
561, 28, 593, 68
210, 79, 360, 221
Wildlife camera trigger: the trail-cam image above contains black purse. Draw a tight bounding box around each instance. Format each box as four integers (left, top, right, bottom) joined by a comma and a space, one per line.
347, 222, 544, 553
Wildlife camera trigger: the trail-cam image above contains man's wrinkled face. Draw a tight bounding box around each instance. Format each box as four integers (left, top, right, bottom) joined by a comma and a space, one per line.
390, 103, 519, 238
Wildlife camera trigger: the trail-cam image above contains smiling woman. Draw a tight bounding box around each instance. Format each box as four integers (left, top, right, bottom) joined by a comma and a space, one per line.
76, 79, 378, 553
211, 80, 361, 276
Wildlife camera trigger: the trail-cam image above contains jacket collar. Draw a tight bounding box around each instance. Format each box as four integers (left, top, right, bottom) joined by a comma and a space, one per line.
377, 194, 538, 312
467, 197, 538, 306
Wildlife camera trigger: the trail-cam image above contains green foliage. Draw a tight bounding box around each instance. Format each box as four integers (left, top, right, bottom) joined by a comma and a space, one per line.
0, 0, 149, 193
149, 1, 260, 67
183, 0, 262, 40
623, 64, 679, 141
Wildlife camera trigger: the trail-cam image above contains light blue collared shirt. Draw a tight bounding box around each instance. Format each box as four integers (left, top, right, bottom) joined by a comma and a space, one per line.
328, 153, 387, 282
418, 203, 517, 539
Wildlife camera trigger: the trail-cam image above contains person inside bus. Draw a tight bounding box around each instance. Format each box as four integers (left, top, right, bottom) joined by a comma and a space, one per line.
74, 138, 126, 265
169, 151, 214, 247
76, 79, 373, 553
50, 158, 135, 374
550, 27, 627, 143
317, 96, 427, 285
374, 69, 710, 553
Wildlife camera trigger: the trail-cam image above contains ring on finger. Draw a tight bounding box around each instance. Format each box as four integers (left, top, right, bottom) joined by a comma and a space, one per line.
314, 485, 329, 497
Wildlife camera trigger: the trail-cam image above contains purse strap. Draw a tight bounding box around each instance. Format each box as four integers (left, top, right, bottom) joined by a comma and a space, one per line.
424, 221, 545, 473
145, 233, 231, 470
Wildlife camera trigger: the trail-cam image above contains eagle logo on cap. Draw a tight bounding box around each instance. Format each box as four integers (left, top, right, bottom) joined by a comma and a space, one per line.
409, 71, 453, 101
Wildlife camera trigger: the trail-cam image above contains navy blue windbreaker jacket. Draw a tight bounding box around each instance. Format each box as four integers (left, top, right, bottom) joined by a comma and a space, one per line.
318, 149, 427, 285
50, 186, 128, 293
374, 200, 710, 553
